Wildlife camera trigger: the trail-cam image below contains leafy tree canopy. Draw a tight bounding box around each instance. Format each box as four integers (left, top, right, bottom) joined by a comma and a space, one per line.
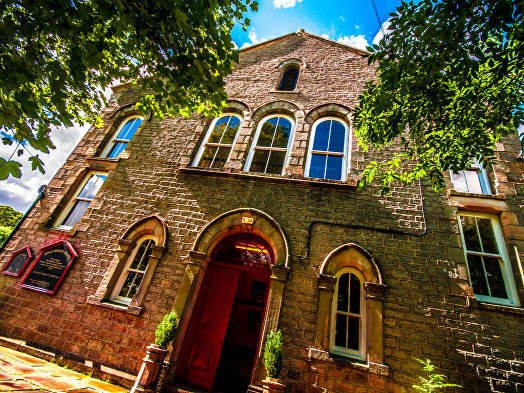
0, 0, 257, 179
0, 205, 22, 227
354, 0, 523, 191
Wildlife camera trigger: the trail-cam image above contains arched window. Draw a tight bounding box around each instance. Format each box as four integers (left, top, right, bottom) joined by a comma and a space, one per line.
305, 118, 349, 181
101, 116, 143, 158
111, 237, 156, 304
193, 114, 242, 169
331, 269, 366, 360
244, 115, 295, 175
278, 66, 299, 91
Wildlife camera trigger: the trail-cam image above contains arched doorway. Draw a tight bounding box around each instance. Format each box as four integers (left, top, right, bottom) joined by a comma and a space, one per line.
176, 235, 273, 392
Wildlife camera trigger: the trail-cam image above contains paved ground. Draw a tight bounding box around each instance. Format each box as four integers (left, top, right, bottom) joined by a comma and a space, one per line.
0, 345, 128, 393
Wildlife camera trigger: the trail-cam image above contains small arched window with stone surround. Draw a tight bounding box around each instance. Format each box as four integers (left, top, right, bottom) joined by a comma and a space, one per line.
312, 244, 389, 375
87, 215, 168, 315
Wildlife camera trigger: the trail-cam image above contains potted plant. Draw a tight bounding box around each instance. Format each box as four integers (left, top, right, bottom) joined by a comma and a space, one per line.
131, 311, 178, 393
262, 329, 285, 393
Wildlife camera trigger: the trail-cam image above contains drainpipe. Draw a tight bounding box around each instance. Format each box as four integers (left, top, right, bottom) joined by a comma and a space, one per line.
0, 185, 47, 252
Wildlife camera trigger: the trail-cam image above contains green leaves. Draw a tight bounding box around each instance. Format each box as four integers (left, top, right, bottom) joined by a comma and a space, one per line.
1, 0, 257, 179
354, 0, 523, 192
412, 359, 461, 392
0, 159, 22, 180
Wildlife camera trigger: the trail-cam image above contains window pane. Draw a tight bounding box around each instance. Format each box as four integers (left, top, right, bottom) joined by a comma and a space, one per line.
265, 151, 286, 174
117, 118, 142, 140
250, 150, 270, 173
313, 121, 330, 151
460, 216, 482, 252
335, 314, 347, 348
77, 175, 99, 199
477, 218, 498, 254
325, 155, 343, 180
62, 200, 90, 227
484, 257, 508, 299
337, 273, 349, 312
451, 171, 468, 192
308, 154, 327, 179
278, 67, 299, 91
347, 316, 360, 351
272, 118, 292, 148
198, 146, 218, 168
464, 170, 483, 194
107, 142, 128, 158
349, 274, 361, 314
82, 175, 106, 200
221, 116, 241, 144
119, 271, 144, 298
208, 117, 229, 143
211, 147, 231, 169
117, 118, 142, 141
258, 118, 278, 147
130, 240, 154, 271
328, 121, 345, 153
467, 254, 489, 296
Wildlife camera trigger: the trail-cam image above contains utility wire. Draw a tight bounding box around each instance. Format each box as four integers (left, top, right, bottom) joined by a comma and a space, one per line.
370, 0, 386, 38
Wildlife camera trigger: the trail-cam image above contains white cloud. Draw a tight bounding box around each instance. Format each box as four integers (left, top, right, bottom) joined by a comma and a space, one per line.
337, 35, 370, 51
0, 124, 89, 211
240, 29, 264, 49
273, 0, 302, 8
372, 19, 392, 45
321, 33, 330, 39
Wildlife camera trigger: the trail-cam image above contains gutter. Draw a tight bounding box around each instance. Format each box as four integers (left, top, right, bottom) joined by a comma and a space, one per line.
0, 185, 47, 253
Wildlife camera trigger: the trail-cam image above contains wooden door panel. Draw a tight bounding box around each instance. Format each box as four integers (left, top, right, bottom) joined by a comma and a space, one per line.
181, 265, 240, 391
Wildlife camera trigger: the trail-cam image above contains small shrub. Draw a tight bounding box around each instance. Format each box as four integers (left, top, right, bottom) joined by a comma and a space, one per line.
413, 359, 461, 393
154, 311, 179, 347
264, 329, 283, 379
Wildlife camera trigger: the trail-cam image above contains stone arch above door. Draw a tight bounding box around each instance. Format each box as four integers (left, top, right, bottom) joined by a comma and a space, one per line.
191, 208, 290, 268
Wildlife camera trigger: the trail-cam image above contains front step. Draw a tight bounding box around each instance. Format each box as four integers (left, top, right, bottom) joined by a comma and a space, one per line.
163, 383, 264, 393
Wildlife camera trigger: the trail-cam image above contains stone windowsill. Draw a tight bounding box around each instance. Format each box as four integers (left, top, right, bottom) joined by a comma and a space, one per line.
44, 226, 77, 237
86, 157, 120, 171
307, 348, 390, 376
447, 190, 508, 213
470, 297, 524, 315
179, 167, 358, 190
86, 295, 143, 315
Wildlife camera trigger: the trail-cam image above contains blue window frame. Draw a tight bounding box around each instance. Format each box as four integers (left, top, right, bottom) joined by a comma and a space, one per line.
103, 117, 143, 158
306, 119, 349, 181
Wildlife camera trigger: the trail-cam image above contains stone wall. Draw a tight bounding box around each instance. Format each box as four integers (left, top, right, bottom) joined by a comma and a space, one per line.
0, 32, 523, 392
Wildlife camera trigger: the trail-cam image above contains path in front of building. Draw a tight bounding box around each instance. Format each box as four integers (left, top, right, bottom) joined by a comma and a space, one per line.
0, 345, 128, 393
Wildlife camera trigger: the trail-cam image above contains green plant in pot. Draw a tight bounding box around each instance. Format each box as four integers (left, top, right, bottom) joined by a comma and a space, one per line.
155, 311, 179, 348
262, 329, 285, 392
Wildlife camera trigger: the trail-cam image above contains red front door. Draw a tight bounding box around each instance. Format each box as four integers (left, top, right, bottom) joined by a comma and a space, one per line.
177, 264, 240, 391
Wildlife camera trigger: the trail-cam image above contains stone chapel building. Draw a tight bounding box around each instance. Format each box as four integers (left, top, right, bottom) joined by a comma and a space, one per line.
0, 31, 523, 393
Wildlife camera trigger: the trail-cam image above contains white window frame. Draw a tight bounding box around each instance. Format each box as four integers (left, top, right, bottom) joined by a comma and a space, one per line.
457, 212, 520, 307
330, 268, 366, 360
53, 171, 107, 230
305, 117, 350, 181
243, 114, 296, 175
100, 115, 143, 158
449, 159, 492, 194
110, 235, 156, 305
192, 114, 243, 168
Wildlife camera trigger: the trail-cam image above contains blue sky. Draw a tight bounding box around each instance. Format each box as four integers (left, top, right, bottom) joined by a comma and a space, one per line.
0, 0, 401, 212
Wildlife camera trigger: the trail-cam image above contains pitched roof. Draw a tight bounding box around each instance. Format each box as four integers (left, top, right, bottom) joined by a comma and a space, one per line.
239, 29, 369, 56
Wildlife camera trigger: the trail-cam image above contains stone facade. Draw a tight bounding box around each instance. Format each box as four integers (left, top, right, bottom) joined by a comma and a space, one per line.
0, 32, 523, 393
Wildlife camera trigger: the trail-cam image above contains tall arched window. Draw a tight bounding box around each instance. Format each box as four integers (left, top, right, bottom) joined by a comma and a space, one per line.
111, 237, 156, 304
331, 269, 366, 360
193, 114, 242, 169
305, 118, 349, 181
244, 115, 295, 175
278, 66, 299, 91
101, 116, 143, 158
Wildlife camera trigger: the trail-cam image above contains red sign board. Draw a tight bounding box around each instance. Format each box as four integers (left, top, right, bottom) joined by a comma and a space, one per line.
2, 246, 33, 277
20, 241, 78, 295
